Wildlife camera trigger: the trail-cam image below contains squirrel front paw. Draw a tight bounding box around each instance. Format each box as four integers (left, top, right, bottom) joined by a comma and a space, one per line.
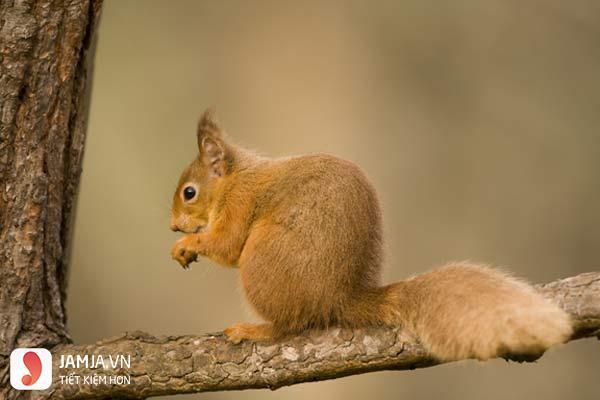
171, 235, 200, 269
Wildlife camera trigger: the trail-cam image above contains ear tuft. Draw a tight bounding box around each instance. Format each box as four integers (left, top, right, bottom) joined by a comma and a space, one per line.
197, 107, 231, 176
197, 107, 221, 140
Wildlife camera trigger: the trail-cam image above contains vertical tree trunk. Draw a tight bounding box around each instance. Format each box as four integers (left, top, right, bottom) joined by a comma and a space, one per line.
0, 0, 102, 397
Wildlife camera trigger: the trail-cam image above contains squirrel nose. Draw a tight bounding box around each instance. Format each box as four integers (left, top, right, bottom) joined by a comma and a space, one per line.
170, 216, 180, 232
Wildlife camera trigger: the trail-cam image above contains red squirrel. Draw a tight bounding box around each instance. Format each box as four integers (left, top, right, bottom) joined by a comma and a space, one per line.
170, 109, 572, 361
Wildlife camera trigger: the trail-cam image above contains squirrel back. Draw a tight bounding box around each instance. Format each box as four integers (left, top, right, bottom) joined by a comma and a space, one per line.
170, 109, 572, 361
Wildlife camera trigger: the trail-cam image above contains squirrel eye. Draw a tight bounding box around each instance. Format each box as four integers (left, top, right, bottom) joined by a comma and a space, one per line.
183, 186, 197, 201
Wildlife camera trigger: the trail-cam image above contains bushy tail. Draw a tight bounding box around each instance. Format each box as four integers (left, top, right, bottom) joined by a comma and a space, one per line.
380, 262, 573, 361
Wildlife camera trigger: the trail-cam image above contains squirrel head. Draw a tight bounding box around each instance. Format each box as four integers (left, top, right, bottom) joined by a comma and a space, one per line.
170, 108, 233, 233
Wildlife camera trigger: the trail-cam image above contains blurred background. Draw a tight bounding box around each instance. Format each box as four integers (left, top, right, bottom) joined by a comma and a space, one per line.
68, 1, 600, 399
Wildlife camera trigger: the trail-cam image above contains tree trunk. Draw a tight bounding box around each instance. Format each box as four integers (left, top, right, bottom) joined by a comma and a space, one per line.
0, 0, 103, 398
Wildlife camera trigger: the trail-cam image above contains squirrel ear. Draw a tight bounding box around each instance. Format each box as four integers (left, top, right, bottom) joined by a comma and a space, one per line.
197, 108, 230, 176
197, 107, 221, 145
200, 136, 228, 176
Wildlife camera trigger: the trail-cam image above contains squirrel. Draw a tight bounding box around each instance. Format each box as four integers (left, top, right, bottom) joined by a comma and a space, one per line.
170, 109, 572, 361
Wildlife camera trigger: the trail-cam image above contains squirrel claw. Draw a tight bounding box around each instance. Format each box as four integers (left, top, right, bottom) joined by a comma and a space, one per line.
174, 253, 196, 269
171, 237, 199, 269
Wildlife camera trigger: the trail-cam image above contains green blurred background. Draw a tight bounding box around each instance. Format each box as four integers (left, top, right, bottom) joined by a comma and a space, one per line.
68, 1, 600, 399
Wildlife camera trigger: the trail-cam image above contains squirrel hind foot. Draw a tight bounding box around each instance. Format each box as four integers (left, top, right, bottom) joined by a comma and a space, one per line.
224, 322, 273, 344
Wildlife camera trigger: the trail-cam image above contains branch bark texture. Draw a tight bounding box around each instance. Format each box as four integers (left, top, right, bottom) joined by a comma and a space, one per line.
47, 272, 600, 399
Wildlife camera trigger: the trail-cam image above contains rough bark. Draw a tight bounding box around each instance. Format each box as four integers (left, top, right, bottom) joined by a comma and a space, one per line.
44, 272, 599, 399
0, 0, 102, 398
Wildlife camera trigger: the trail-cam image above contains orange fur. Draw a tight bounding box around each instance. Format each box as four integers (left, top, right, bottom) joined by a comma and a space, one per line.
170, 109, 572, 361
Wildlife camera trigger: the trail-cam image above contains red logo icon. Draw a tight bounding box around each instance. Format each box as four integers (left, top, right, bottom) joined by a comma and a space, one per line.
21, 351, 43, 386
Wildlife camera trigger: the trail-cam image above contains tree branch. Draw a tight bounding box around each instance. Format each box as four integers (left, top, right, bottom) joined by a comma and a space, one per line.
47, 272, 600, 399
